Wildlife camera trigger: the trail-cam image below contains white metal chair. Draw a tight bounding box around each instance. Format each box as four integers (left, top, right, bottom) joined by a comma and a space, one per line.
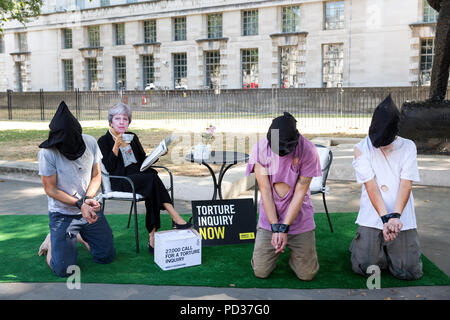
253, 144, 334, 233
309, 144, 334, 232
99, 163, 174, 253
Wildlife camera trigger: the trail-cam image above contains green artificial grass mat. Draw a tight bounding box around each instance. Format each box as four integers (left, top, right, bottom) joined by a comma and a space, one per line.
0, 212, 449, 289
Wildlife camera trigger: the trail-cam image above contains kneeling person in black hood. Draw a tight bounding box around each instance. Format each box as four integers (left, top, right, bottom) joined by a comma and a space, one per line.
37, 101, 116, 277
350, 95, 423, 280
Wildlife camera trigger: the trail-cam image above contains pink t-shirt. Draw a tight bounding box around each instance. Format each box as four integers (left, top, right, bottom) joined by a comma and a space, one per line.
246, 136, 322, 234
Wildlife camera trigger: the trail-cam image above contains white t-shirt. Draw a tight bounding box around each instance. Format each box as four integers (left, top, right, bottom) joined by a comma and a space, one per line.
38, 134, 102, 215
352, 136, 420, 230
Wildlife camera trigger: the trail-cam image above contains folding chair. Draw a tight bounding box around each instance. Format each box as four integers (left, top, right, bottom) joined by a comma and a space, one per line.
99, 163, 174, 253
253, 144, 334, 233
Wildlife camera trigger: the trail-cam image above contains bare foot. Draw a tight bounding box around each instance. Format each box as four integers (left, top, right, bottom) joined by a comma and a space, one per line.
149, 232, 155, 248
38, 233, 50, 256
77, 234, 90, 252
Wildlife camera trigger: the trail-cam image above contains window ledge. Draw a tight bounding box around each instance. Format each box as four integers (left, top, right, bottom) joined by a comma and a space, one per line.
79, 46, 104, 51
10, 51, 31, 55
133, 42, 161, 47
196, 37, 229, 43
409, 22, 438, 28
270, 32, 308, 37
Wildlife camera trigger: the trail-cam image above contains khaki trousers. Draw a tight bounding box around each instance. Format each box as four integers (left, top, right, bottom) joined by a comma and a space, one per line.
350, 225, 423, 280
251, 227, 319, 281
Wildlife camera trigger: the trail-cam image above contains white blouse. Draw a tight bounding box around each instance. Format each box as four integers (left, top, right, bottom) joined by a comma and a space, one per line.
352, 136, 420, 231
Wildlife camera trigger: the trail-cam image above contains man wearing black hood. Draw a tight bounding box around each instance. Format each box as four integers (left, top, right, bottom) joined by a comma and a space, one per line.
246, 112, 322, 281
37, 102, 115, 277
350, 95, 423, 280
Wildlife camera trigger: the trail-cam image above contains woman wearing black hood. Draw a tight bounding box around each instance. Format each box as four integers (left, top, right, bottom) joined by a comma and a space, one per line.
350, 95, 423, 280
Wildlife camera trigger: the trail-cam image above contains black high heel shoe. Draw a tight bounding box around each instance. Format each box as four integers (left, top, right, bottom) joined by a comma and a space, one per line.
172, 222, 192, 230
147, 241, 154, 254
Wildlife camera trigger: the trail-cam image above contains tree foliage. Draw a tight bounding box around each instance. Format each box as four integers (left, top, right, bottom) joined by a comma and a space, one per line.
0, 0, 43, 32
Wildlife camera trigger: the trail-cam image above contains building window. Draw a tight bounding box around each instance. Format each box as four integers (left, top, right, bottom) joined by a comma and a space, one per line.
16, 62, 23, 92
207, 14, 222, 39
144, 20, 157, 43
100, 0, 110, 6
280, 47, 299, 88
114, 56, 127, 90
127, 0, 137, 3
242, 10, 258, 36
142, 55, 155, 89
0, 35, 4, 53
115, 23, 125, 45
324, 1, 345, 30
63, 29, 72, 49
419, 38, 434, 85
322, 43, 344, 87
88, 26, 100, 47
423, 1, 438, 22
86, 58, 98, 90
282, 6, 301, 33
62, 59, 74, 91
17, 33, 27, 52
241, 49, 258, 89
173, 53, 187, 89
204, 51, 220, 89
174, 17, 186, 41
76, 0, 85, 10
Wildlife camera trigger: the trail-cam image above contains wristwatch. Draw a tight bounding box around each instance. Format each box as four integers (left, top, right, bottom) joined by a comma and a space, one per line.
381, 213, 401, 224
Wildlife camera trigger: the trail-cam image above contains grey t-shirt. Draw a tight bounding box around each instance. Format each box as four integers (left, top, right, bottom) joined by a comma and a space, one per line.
38, 134, 102, 215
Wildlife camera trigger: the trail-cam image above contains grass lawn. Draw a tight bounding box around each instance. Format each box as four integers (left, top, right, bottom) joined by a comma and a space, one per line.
0, 212, 448, 290
0, 127, 223, 176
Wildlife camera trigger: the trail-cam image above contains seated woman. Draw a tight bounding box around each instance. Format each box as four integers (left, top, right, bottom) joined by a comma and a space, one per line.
246, 112, 322, 281
97, 102, 191, 254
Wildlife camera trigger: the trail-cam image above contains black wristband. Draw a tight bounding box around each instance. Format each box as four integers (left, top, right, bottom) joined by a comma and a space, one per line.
75, 197, 85, 210
75, 196, 92, 210
271, 224, 290, 233
381, 213, 401, 224
278, 224, 290, 233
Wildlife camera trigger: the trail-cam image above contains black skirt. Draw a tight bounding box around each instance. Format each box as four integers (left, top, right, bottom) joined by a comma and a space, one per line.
116, 163, 172, 233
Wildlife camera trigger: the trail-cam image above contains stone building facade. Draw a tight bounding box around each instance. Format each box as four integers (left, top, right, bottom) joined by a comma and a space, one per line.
0, 0, 441, 92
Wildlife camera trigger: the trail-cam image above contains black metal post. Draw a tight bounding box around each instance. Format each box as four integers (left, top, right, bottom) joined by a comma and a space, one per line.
75, 88, 80, 119
40, 89, 44, 121
97, 92, 101, 120
7, 89, 12, 120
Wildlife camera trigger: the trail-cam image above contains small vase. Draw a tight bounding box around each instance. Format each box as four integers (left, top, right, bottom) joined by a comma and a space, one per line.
194, 144, 210, 160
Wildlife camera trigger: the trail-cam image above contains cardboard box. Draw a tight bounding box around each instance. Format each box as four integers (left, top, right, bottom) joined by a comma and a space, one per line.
154, 229, 202, 271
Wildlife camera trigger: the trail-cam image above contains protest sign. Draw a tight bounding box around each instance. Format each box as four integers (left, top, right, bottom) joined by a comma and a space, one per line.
191, 198, 256, 246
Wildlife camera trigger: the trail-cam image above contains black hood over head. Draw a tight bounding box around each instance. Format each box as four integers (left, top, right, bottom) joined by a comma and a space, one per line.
39, 101, 86, 160
267, 112, 300, 156
368, 94, 400, 148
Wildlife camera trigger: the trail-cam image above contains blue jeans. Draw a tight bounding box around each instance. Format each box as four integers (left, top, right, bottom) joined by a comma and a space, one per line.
48, 210, 116, 277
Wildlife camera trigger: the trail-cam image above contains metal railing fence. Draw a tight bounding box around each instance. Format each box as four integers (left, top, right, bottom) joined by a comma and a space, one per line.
0, 86, 448, 133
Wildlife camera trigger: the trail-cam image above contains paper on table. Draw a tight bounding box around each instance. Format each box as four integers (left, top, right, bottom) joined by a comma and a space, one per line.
140, 134, 174, 172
